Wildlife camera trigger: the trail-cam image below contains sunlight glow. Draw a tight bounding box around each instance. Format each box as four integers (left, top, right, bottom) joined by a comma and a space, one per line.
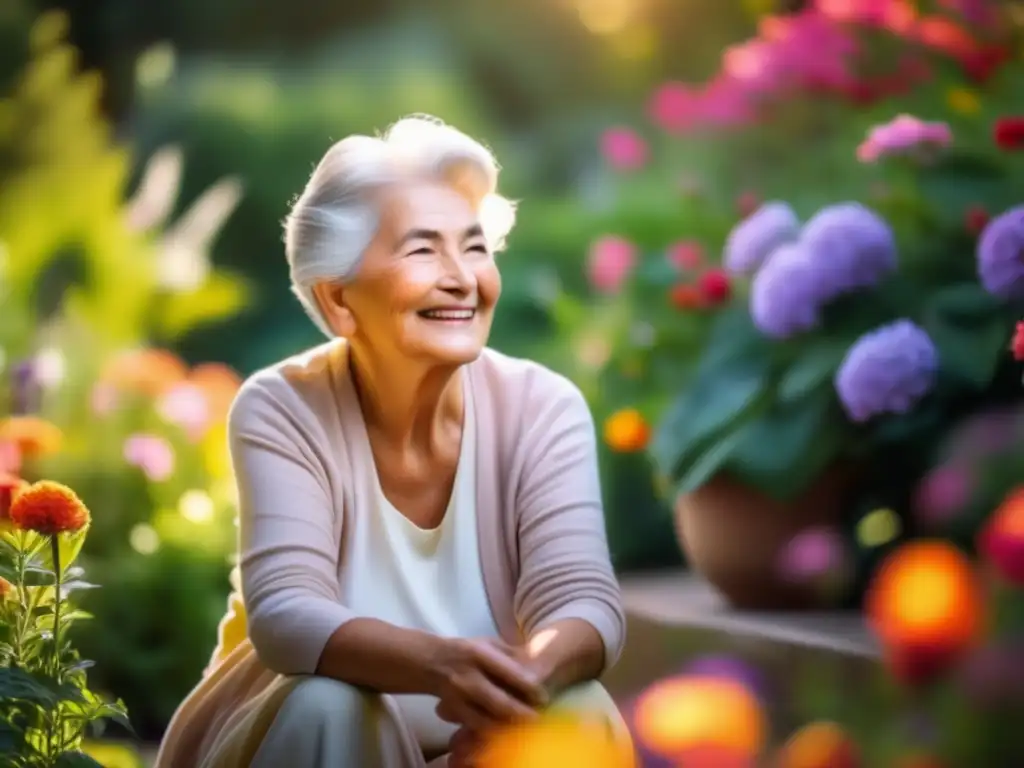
129, 523, 161, 555
577, 0, 634, 35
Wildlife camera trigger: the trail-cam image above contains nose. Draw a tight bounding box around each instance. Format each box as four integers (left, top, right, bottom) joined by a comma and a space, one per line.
438, 245, 476, 296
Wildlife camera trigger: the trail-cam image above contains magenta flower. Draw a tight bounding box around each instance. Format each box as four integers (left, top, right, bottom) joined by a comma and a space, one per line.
857, 114, 952, 162
123, 434, 176, 482
586, 236, 637, 294
600, 127, 648, 171
914, 464, 972, 527
648, 82, 697, 134
777, 526, 848, 582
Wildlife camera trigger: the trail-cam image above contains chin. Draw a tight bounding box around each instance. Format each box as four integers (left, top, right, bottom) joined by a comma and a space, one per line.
423, 342, 485, 366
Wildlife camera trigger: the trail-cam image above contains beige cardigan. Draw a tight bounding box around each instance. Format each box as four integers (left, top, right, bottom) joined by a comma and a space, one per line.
155, 342, 625, 767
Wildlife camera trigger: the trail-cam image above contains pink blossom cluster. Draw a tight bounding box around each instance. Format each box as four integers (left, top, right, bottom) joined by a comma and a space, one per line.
643, 0, 1005, 137
856, 114, 953, 162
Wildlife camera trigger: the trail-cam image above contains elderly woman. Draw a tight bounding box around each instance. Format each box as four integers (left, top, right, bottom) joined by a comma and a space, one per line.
155, 116, 629, 768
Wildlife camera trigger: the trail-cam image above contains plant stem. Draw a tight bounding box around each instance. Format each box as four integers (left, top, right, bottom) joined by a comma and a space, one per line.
50, 536, 61, 681
48, 536, 62, 765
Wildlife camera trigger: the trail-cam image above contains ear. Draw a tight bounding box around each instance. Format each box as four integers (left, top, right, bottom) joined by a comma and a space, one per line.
311, 281, 357, 338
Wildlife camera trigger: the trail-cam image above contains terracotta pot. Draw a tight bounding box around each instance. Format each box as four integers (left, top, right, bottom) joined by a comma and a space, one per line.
674, 467, 852, 611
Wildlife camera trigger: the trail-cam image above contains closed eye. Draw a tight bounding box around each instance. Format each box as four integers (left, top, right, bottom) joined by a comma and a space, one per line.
466, 243, 488, 254
408, 246, 434, 256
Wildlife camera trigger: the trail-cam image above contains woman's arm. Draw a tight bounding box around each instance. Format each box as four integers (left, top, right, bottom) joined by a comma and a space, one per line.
513, 376, 627, 692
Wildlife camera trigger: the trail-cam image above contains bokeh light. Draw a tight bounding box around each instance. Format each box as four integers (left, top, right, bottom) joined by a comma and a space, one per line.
865, 540, 984, 685
775, 721, 860, 768
129, 523, 161, 555
632, 675, 766, 759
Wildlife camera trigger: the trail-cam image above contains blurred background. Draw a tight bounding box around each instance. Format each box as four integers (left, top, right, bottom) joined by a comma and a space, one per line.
2, 0, 1024, 764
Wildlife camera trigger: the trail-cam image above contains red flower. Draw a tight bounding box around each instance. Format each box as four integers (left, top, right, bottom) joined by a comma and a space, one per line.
977, 487, 1024, 585
962, 45, 1010, 85
1012, 321, 1024, 361
965, 205, 990, 235
697, 269, 732, 305
736, 191, 760, 218
670, 284, 704, 310
8, 480, 90, 535
994, 118, 1024, 151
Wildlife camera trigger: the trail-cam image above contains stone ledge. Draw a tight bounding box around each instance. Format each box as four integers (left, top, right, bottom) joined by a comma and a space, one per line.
620, 569, 881, 659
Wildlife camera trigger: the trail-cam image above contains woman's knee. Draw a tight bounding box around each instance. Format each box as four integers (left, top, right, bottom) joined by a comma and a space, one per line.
277, 676, 377, 727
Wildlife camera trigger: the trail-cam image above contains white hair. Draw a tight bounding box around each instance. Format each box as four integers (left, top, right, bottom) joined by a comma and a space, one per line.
283, 115, 517, 337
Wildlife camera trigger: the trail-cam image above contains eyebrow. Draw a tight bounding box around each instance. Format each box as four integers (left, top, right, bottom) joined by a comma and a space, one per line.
397, 224, 485, 248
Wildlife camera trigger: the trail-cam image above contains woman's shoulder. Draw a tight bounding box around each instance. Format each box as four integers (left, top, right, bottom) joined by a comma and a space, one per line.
229, 341, 344, 432
472, 348, 591, 424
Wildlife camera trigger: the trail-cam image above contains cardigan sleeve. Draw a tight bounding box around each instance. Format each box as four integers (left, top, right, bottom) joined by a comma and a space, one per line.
228, 375, 355, 676
512, 376, 627, 671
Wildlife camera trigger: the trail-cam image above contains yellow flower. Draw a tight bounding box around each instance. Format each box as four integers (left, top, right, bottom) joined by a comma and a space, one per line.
946, 87, 980, 116
478, 715, 634, 768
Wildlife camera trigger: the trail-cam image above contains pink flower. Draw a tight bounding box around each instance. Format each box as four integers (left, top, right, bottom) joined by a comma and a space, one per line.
815, 0, 916, 32
586, 236, 637, 294
914, 464, 972, 526
778, 526, 848, 582
157, 382, 211, 442
0, 440, 20, 474
600, 128, 648, 171
667, 241, 704, 270
123, 434, 176, 482
90, 382, 119, 416
648, 82, 698, 134
856, 114, 953, 162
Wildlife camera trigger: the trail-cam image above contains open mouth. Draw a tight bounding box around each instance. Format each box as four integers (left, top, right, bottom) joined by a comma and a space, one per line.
417, 308, 476, 322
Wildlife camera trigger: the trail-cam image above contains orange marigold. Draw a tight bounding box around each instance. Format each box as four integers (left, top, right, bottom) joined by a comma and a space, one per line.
0, 417, 63, 457
0, 576, 13, 600
9, 480, 91, 535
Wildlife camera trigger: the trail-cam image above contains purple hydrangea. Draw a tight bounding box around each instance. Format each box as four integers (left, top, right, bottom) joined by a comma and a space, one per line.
799, 202, 897, 298
723, 201, 800, 275
977, 205, 1024, 300
749, 243, 823, 338
834, 319, 939, 423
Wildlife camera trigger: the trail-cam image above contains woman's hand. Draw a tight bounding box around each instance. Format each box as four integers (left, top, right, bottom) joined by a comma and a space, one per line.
428, 637, 548, 732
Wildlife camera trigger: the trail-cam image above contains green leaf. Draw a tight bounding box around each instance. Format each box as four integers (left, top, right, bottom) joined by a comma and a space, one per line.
923, 284, 1010, 389
0, 667, 60, 706
726, 388, 848, 500
650, 343, 773, 480
675, 421, 760, 495
776, 341, 848, 403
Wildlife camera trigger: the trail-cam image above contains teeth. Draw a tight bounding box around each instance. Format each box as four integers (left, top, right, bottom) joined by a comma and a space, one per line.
421, 309, 474, 320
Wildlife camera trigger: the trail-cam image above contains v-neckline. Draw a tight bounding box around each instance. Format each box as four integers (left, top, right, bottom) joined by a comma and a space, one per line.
334, 342, 472, 532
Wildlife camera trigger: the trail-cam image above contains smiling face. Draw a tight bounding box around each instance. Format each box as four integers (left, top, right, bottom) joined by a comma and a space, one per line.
316, 179, 501, 367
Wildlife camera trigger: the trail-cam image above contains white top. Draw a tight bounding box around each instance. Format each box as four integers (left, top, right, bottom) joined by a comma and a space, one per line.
343, 384, 500, 752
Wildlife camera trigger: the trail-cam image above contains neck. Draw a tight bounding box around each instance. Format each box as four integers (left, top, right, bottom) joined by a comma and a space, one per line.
346, 343, 463, 452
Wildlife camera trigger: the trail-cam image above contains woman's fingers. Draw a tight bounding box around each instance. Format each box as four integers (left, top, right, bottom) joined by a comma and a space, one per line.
470, 641, 548, 707
462, 673, 539, 723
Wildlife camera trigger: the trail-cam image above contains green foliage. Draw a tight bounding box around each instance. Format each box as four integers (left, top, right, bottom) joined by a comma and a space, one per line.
0, 524, 129, 767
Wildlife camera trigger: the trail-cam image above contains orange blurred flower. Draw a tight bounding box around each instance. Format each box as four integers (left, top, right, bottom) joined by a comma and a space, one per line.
0, 440, 20, 473
0, 417, 62, 458
9, 481, 91, 536
603, 409, 650, 453
188, 362, 242, 423
915, 16, 977, 60
977, 487, 1024, 585
775, 721, 860, 768
865, 540, 984, 686
632, 675, 765, 759
670, 284, 704, 310
101, 348, 189, 397
477, 715, 634, 768
0, 576, 13, 601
